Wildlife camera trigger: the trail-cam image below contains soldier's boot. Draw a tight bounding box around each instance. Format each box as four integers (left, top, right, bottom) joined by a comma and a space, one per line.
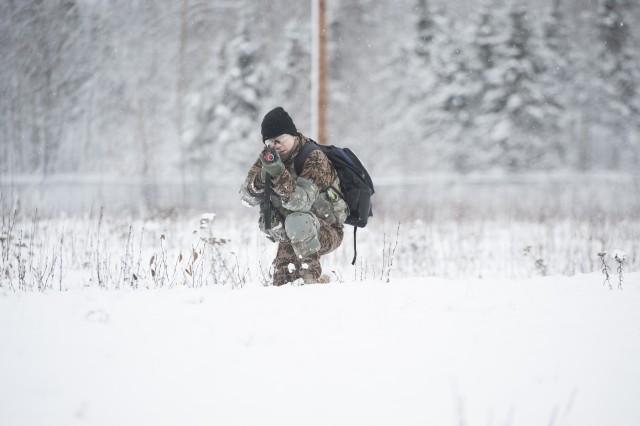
301, 271, 330, 284
272, 265, 297, 286
296, 252, 330, 284
271, 242, 300, 286
317, 274, 331, 284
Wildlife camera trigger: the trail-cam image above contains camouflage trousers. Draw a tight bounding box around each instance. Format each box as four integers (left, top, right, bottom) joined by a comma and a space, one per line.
271, 219, 344, 286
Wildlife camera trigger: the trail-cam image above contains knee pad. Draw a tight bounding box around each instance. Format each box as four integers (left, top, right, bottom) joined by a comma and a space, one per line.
285, 212, 321, 257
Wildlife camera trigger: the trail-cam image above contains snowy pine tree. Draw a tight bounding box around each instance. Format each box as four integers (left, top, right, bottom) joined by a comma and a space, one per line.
187, 12, 268, 178
415, 0, 436, 62
2, 0, 640, 179
272, 20, 312, 133
468, 0, 511, 170
539, 0, 571, 166
470, 1, 562, 171
433, 17, 483, 172
394, 0, 453, 172
593, 0, 640, 169
0, 1, 92, 175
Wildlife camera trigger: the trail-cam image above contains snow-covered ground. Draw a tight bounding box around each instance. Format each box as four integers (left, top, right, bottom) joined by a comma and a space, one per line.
1, 205, 638, 425
1, 272, 639, 426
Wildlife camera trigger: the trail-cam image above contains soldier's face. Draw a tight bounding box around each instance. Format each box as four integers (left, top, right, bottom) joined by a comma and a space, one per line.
265, 134, 297, 160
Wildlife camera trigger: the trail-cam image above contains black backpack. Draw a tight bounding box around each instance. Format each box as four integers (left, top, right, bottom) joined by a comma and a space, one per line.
294, 140, 375, 264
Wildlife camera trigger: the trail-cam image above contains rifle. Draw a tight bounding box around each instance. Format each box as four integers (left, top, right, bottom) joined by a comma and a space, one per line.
260, 146, 278, 230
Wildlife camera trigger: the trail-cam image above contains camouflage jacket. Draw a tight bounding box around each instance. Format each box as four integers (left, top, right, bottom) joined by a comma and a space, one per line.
240, 134, 348, 240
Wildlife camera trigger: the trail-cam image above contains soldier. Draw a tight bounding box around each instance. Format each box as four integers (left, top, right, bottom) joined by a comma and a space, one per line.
240, 107, 348, 286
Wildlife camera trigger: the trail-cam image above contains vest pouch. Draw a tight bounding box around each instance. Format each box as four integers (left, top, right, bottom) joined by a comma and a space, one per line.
312, 190, 349, 226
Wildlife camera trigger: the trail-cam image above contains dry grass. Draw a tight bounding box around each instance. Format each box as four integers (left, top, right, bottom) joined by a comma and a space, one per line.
1, 203, 638, 291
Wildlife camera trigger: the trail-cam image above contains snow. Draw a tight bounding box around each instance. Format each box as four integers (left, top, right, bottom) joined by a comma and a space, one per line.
3, 2, 640, 424
612, 250, 627, 263
1, 273, 639, 426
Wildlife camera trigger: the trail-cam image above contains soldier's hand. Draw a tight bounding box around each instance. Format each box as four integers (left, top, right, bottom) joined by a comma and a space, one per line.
257, 168, 268, 183
260, 146, 285, 177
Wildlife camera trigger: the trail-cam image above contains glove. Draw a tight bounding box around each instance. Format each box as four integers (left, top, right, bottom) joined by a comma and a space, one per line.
258, 168, 268, 183
260, 146, 285, 178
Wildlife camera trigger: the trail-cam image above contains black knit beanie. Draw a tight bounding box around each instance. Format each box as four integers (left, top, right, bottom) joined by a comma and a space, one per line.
261, 107, 297, 141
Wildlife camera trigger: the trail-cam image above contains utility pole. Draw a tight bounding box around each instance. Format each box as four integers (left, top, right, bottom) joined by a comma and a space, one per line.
311, 0, 328, 144
177, 0, 188, 204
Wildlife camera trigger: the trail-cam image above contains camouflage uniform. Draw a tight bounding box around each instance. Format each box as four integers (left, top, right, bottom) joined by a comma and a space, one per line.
240, 134, 348, 286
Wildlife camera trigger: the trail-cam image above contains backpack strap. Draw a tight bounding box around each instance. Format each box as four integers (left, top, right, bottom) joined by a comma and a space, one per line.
294, 140, 320, 175
351, 226, 358, 265
295, 141, 345, 198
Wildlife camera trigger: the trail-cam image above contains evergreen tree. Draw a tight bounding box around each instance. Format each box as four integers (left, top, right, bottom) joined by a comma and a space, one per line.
541, 2, 570, 123
272, 21, 311, 132
3, 0, 640, 179
540, 0, 573, 168
594, 0, 640, 169
0, 0, 90, 175
471, 1, 562, 171
468, 0, 511, 170
415, 0, 436, 62
187, 12, 268, 178
395, 0, 453, 172
328, 0, 383, 147
435, 22, 484, 172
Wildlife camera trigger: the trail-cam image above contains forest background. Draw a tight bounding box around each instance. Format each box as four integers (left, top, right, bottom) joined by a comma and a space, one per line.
1, 0, 639, 215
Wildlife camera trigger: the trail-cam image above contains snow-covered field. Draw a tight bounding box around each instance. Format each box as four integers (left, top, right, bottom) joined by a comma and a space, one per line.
2, 211, 639, 290
1, 273, 639, 426
1, 199, 639, 425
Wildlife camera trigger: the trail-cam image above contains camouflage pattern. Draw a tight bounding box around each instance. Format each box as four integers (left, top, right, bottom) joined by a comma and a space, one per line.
240, 134, 347, 286
312, 185, 349, 225
279, 177, 318, 212
285, 212, 320, 257
271, 218, 344, 286
239, 175, 263, 207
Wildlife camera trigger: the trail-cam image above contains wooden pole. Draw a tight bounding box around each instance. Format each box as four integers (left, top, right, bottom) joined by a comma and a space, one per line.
312, 0, 328, 145
318, 0, 328, 145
